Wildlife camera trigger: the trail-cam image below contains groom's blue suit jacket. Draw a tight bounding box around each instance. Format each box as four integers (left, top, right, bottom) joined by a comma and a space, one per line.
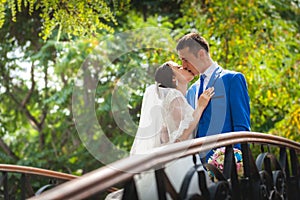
186, 66, 251, 159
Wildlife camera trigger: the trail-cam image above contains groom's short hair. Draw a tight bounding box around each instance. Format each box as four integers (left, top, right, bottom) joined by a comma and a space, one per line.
176, 33, 210, 56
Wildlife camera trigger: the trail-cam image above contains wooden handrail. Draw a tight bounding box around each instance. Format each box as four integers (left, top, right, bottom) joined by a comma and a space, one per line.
0, 164, 78, 180
28, 132, 300, 200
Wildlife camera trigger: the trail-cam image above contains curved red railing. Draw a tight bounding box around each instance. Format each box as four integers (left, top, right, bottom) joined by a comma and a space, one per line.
26, 132, 300, 200
0, 164, 78, 180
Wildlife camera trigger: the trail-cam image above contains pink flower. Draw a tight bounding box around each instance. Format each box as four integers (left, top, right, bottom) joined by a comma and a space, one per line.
207, 148, 244, 178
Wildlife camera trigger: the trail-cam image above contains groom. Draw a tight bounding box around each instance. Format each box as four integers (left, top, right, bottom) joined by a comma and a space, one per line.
176, 32, 251, 162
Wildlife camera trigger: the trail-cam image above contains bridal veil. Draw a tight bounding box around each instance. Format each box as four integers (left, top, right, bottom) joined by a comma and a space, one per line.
130, 84, 194, 155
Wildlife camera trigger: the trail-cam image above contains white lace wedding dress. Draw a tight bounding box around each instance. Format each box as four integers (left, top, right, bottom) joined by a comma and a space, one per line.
130, 84, 195, 155
105, 85, 209, 200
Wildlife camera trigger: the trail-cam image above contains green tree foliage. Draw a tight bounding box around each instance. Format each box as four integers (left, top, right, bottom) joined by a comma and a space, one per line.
0, 0, 299, 197
175, 0, 300, 138
0, 2, 129, 196
0, 0, 129, 40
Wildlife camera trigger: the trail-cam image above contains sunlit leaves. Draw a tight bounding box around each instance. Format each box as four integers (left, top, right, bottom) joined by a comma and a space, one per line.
0, 0, 124, 40
0, 0, 6, 28
0, 1, 299, 191
270, 104, 300, 142
175, 0, 300, 140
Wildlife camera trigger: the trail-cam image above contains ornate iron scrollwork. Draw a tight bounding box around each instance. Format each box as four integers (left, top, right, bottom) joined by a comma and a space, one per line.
121, 142, 299, 200
22, 132, 300, 200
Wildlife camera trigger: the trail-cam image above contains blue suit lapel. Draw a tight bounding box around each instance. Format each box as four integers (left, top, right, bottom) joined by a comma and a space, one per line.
206, 66, 223, 89
198, 66, 226, 138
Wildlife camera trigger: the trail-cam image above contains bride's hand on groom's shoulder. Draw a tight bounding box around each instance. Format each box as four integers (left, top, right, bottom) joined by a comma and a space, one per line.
198, 87, 215, 109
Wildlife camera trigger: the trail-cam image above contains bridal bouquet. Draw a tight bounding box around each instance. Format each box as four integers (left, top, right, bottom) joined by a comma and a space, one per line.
207, 147, 243, 178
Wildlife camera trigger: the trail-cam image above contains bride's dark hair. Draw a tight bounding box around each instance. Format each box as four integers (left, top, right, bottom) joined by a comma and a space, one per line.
155, 63, 176, 88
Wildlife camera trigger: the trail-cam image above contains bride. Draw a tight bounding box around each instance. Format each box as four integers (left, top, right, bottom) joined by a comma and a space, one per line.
106, 61, 214, 199
131, 61, 214, 154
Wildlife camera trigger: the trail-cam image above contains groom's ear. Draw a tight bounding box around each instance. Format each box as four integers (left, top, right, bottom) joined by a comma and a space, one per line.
198, 49, 206, 58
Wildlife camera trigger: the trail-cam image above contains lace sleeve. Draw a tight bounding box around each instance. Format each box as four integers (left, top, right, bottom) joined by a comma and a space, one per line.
163, 89, 194, 143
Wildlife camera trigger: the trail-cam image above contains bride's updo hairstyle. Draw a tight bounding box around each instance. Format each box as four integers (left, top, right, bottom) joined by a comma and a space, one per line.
155, 62, 176, 88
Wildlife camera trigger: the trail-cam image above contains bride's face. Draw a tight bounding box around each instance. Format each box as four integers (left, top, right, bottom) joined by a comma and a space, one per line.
169, 63, 194, 83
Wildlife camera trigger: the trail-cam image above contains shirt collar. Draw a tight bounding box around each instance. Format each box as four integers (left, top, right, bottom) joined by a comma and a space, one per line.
201, 62, 217, 79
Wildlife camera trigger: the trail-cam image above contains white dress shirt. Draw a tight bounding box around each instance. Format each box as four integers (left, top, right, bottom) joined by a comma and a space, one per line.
194, 62, 218, 107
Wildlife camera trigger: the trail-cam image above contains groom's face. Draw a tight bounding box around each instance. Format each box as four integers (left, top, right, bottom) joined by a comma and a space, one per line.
178, 47, 201, 76
171, 64, 194, 83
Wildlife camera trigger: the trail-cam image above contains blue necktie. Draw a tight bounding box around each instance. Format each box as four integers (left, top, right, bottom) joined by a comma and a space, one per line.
197, 74, 205, 138
198, 74, 206, 98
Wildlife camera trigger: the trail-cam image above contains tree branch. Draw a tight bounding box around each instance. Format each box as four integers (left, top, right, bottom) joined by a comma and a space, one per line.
0, 138, 19, 161
39, 66, 48, 127
4, 63, 41, 131
21, 62, 35, 107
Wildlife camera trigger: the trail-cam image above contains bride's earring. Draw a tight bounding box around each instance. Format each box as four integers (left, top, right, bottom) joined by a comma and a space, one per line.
173, 76, 178, 87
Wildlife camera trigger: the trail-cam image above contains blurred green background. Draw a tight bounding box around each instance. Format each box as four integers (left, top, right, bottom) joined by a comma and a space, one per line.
0, 0, 299, 188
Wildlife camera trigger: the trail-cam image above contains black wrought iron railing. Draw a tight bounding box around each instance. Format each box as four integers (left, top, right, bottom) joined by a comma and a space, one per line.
0, 164, 78, 199
9, 132, 300, 199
